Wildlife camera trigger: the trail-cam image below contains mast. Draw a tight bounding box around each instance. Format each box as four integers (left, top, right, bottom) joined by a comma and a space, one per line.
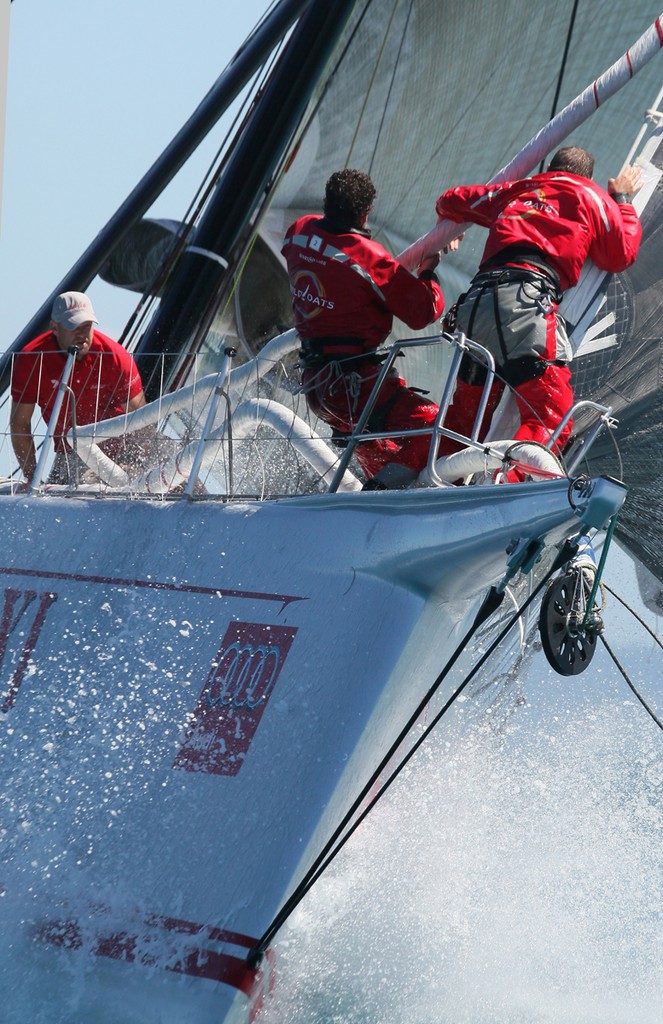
134, 0, 358, 401
0, 0, 310, 393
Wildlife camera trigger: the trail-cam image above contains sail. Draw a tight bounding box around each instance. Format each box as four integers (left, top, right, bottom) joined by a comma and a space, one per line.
568, 128, 663, 588
266, 0, 663, 298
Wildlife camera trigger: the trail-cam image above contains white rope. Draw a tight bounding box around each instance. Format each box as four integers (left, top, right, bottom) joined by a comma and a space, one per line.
421, 439, 564, 485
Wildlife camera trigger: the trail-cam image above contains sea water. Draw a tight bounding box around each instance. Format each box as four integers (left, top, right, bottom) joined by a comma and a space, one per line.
258, 544, 662, 1024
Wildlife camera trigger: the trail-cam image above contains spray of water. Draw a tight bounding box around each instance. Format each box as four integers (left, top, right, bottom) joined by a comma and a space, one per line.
259, 694, 662, 1024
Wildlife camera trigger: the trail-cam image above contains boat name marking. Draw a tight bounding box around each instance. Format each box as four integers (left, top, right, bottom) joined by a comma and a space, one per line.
0, 587, 58, 713
174, 621, 297, 777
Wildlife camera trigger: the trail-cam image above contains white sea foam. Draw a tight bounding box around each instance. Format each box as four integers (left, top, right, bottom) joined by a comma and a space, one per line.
259, 690, 662, 1024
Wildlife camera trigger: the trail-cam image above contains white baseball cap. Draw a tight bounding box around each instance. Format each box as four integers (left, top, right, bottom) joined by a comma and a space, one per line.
51, 291, 99, 329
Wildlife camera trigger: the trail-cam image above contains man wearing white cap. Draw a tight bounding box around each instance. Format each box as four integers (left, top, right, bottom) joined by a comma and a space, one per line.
10, 291, 146, 484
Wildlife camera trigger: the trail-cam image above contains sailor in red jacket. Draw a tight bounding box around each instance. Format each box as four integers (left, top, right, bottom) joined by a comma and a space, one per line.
282, 168, 446, 484
10, 291, 146, 485
434, 146, 642, 462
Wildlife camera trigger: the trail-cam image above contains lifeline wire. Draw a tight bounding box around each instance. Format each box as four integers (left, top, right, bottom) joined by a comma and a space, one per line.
245, 538, 576, 969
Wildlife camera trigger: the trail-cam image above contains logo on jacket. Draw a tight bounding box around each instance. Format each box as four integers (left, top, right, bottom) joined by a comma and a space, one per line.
500, 186, 556, 221
290, 271, 335, 318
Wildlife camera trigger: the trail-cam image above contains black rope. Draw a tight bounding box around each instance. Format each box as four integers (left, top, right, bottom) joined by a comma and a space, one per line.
367, 0, 415, 177
302, 0, 376, 129
246, 538, 577, 968
538, 0, 579, 173
119, 38, 283, 352
599, 633, 663, 731
597, 583, 663, 731
604, 584, 663, 649
378, 26, 523, 231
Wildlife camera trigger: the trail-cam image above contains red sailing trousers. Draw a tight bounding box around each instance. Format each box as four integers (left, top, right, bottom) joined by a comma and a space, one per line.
302, 362, 439, 479
438, 361, 574, 457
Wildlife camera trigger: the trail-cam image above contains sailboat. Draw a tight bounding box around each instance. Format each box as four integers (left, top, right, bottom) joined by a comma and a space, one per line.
1, 3, 662, 1022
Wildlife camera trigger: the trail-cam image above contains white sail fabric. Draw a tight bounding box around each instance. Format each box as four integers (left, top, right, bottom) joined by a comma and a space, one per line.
398, 11, 663, 270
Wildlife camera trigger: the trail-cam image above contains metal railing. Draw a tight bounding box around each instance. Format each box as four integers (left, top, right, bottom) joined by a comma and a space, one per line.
0, 329, 616, 500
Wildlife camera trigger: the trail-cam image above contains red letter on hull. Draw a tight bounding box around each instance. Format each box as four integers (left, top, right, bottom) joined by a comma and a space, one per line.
174, 621, 297, 776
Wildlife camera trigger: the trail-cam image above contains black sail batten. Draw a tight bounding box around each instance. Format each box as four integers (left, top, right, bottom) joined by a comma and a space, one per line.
570, 131, 663, 586
133, 0, 359, 402
0, 0, 310, 395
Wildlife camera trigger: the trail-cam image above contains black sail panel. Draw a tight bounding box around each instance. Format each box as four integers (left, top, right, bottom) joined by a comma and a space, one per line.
570, 132, 663, 585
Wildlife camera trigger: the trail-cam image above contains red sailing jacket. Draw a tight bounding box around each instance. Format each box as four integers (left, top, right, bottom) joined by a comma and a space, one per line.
435, 171, 642, 291
11, 330, 143, 450
282, 215, 444, 347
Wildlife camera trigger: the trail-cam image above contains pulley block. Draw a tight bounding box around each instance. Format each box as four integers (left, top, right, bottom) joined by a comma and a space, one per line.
539, 569, 602, 676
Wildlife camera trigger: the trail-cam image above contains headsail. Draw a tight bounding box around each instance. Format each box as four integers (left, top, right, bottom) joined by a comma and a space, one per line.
397, 10, 663, 269
569, 125, 663, 589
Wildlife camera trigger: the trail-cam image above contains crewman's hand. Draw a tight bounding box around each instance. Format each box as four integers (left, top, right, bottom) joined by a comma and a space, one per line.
608, 164, 643, 198
443, 232, 465, 253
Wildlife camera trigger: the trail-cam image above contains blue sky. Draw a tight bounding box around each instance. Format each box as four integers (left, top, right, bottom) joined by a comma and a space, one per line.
1, 0, 272, 344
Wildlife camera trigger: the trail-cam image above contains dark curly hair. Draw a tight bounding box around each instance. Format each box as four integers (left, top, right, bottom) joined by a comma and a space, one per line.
548, 146, 594, 180
323, 169, 376, 225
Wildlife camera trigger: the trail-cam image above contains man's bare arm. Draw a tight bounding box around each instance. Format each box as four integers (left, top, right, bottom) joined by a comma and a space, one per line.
127, 390, 147, 413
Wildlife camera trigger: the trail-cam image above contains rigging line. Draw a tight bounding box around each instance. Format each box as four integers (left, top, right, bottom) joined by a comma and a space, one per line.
367, 0, 415, 177
345, 0, 402, 168
537, 0, 579, 173
246, 538, 577, 968
603, 583, 663, 650
377, 12, 535, 234
296, 556, 567, 871
180, 4, 370, 360
599, 633, 663, 731
155, 34, 306, 381
193, 7, 371, 364
118, 7, 284, 351
279, 0, 374, 156
120, 45, 283, 351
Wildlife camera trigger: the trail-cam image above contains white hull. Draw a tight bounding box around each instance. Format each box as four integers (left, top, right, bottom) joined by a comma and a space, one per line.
0, 477, 622, 1021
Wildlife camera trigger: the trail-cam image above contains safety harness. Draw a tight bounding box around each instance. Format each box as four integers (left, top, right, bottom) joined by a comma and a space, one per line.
298, 335, 414, 435
448, 246, 566, 388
